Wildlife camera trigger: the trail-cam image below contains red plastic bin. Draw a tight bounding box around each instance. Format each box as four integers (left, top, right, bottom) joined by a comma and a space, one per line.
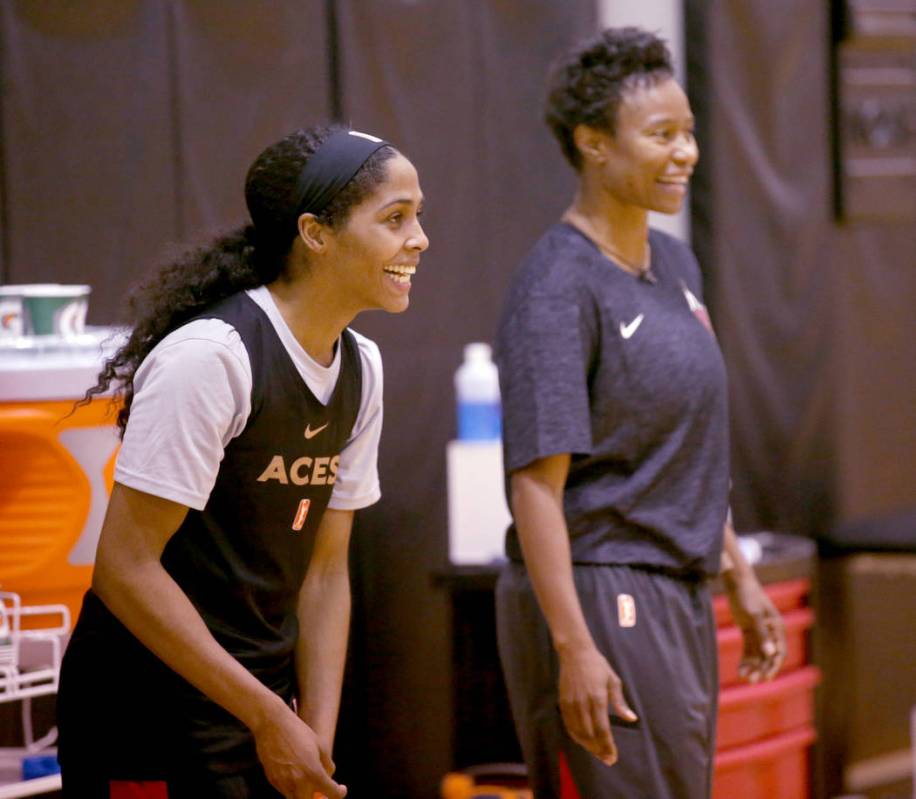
713, 725, 816, 799
716, 665, 820, 749
717, 607, 814, 688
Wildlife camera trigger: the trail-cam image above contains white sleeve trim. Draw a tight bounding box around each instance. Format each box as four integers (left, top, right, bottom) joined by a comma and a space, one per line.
327, 487, 382, 511
113, 471, 207, 511
113, 319, 252, 510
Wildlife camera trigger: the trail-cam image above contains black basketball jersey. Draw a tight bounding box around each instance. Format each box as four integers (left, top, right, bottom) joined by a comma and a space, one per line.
162, 291, 363, 683
62, 291, 363, 775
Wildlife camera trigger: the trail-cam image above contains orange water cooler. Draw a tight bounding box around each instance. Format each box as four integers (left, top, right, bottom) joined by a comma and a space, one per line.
0, 329, 123, 624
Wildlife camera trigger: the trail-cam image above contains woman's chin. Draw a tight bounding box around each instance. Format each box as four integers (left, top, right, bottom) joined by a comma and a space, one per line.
651, 198, 686, 216
382, 295, 410, 314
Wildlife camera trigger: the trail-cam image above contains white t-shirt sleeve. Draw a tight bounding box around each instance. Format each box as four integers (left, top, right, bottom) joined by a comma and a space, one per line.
114, 320, 252, 510
328, 331, 383, 511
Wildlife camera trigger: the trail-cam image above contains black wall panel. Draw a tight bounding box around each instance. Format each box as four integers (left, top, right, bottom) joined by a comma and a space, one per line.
0, 1, 176, 324
0, 0, 329, 325
687, 0, 916, 537
170, 1, 330, 238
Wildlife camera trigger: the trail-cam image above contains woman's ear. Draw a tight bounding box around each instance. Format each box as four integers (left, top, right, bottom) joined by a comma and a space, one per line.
572, 124, 609, 166
297, 213, 329, 253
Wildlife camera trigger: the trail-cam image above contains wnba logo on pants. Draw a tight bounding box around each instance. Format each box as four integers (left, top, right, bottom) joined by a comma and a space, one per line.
292, 499, 311, 531
617, 594, 637, 628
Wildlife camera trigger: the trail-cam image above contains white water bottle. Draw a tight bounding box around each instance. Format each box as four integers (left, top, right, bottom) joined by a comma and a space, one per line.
454, 342, 501, 440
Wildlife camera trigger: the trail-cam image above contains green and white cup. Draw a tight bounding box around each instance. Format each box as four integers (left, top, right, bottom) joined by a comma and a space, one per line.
0, 284, 91, 337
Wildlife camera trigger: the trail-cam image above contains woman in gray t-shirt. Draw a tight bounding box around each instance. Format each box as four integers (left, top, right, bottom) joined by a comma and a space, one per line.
495, 27, 786, 799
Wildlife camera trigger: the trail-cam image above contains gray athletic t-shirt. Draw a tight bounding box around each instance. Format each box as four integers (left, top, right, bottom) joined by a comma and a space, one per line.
496, 223, 729, 576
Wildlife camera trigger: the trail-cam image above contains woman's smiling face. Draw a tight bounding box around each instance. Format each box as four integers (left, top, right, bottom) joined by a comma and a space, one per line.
328, 153, 428, 314
592, 77, 699, 215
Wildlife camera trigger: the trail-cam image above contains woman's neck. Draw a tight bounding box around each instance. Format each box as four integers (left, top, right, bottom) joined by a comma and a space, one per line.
266, 273, 353, 367
564, 179, 650, 275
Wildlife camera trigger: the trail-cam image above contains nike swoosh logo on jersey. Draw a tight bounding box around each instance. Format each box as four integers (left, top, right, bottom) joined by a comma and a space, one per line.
619, 314, 644, 339
304, 422, 329, 440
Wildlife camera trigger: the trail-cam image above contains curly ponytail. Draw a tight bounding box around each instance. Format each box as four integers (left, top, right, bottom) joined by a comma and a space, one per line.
81, 124, 396, 436
82, 225, 265, 432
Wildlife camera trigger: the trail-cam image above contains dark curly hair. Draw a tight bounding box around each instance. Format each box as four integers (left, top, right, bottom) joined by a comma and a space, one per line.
82, 124, 396, 435
545, 27, 673, 170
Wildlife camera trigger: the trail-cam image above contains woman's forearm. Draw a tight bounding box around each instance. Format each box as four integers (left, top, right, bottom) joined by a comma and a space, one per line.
296, 566, 350, 747
511, 466, 596, 655
294, 508, 354, 748
92, 485, 289, 734
721, 514, 756, 582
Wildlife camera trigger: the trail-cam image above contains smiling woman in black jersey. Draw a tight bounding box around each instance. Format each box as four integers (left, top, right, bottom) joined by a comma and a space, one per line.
494, 28, 786, 799
57, 126, 427, 799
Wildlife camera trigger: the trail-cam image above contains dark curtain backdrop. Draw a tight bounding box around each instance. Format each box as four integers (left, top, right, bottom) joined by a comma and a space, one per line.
169, 1, 330, 239
0, 0, 329, 310
5, 0, 914, 796
0, 1, 176, 312
686, 0, 916, 538
687, 9, 916, 795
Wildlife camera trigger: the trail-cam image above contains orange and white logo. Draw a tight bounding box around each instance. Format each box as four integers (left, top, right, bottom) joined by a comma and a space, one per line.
292, 499, 311, 531
617, 594, 637, 628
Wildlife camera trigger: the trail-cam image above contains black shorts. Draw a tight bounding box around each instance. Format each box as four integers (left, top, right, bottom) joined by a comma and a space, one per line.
496, 562, 718, 799
57, 593, 284, 799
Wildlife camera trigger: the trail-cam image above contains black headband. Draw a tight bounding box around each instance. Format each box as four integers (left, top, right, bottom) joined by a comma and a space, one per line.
291, 129, 390, 220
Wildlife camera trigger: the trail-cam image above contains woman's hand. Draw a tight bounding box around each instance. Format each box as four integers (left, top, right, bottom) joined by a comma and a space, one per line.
557, 645, 637, 766
510, 456, 638, 767
92, 484, 346, 797
723, 571, 787, 682
252, 704, 347, 799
